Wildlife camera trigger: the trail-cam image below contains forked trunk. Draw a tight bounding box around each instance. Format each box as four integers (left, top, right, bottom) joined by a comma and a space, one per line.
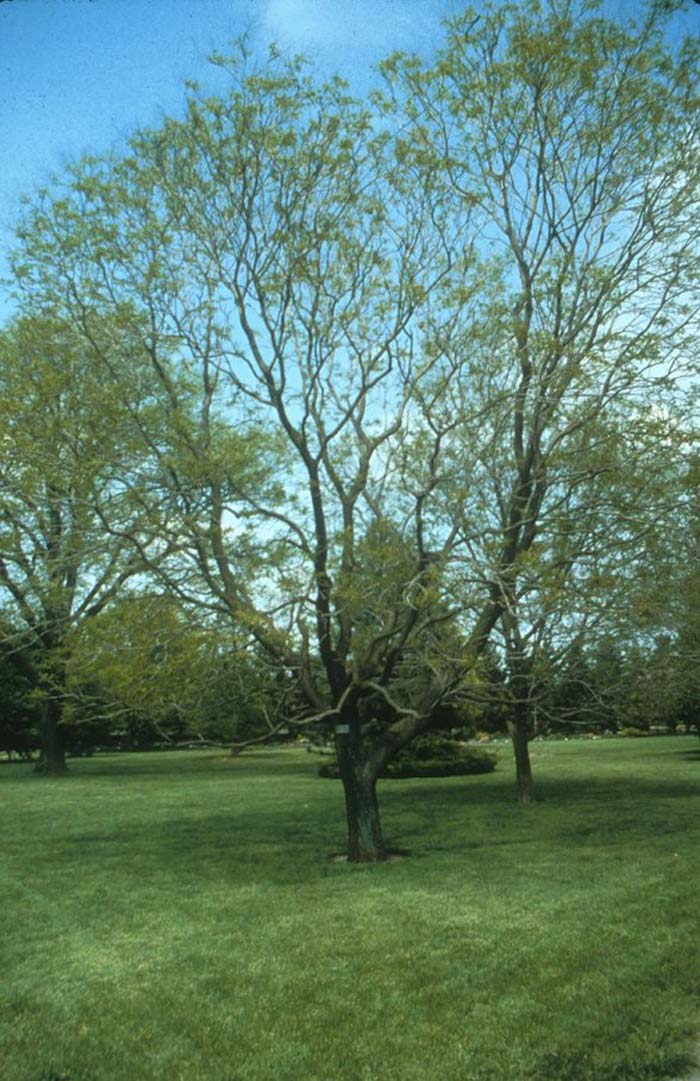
335, 726, 387, 862
34, 695, 67, 775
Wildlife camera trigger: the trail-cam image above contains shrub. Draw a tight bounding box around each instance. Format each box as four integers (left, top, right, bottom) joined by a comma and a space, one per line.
618, 726, 651, 738
318, 735, 497, 779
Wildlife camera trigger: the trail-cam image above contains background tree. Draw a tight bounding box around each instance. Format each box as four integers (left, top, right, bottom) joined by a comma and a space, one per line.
383, 0, 700, 799
0, 314, 158, 772
70, 592, 290, 749
0, 641, 40, 760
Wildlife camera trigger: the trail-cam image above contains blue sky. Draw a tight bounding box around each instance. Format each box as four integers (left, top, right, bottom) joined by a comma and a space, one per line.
0, 0, 463, 319
2, 0, 699, 321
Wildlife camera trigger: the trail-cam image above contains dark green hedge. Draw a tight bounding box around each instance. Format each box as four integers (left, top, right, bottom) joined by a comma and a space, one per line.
318, 736, 497, 779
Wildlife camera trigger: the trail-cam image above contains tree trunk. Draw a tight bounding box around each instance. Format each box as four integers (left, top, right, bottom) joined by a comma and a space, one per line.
509, 715, 535, 804
506, 655, 537, 804
335, 726, 387, 862
34, 695, 67, 775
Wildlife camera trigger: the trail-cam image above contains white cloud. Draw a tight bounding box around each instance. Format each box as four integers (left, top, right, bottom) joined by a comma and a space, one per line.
260, 0, 450, 67
262, 0, 338, 49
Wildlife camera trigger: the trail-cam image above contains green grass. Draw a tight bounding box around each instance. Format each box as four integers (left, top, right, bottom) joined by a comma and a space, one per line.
1, 737, 699, 1081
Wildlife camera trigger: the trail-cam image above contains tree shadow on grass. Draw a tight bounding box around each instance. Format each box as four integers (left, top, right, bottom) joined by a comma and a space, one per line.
50, 808, 344, 888
12, 742, 698, 888
37, 766, 695, 890
32, 749, 314, 781
379, 770, 700, 807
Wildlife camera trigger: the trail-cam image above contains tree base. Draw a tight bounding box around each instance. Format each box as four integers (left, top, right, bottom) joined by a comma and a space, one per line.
33, 758, 68, 776
331, 847, 410, 864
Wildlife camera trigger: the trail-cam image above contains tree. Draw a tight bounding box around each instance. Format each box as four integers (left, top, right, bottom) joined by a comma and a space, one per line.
11, 50, 479, 857
0, 641, 40, 760
612, 447, 700, 733
382, 0, 700, 799
70, 592, 288, 748
0, 314, 158, 772
490, 402, 687, 792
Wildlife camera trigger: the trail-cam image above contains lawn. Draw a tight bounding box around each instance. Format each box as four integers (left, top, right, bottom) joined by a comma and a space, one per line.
1, 736, 699, 1081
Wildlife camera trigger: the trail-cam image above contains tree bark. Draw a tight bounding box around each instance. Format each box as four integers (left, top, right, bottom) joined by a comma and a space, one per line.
335, 725, 387, 862
505, 648, 537, 804
509, 715, 535, 804
34, 694, 67, 775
